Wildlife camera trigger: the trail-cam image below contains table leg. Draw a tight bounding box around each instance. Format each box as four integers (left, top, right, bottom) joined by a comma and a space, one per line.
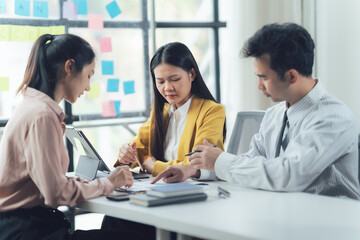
177, 233, 193, 240
156, 228, 171, 240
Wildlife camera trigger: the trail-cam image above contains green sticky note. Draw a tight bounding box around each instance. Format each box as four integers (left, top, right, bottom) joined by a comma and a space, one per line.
50, 26, 65, 35
25, 26, 38, 42
87, 83, 100, 98
0, 77, 9, 91
12, 25, 26, 42
0, 25, 11, 41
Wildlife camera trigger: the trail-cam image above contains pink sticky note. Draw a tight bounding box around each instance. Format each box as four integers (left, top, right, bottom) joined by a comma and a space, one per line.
99, 37, 112, 52
88, 14, 104, 30
101, 101, 116, 117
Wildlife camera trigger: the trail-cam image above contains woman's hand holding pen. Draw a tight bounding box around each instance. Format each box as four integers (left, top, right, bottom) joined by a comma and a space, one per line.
117, 142, 143, 171
189, 139, 223, 171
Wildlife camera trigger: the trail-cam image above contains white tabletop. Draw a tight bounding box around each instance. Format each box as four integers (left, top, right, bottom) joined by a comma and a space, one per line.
77, 180, 360, 240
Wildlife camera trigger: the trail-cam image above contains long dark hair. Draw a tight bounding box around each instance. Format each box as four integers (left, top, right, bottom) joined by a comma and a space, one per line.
150, 42, 226, 161
17, 33, 95, 99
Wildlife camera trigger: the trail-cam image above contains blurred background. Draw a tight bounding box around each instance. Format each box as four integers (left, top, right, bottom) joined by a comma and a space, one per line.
1, 0, 359, 230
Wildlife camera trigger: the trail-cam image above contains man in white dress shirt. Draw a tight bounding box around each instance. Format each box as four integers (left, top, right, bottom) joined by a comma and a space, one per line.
153, 23, 360, 199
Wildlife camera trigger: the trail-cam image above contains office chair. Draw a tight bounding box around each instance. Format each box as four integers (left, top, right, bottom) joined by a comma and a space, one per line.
227, 111, 265, 155
358, 134, 360, 184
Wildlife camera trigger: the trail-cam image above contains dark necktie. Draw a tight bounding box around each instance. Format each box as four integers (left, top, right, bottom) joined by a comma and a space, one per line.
275, 110, 288, 157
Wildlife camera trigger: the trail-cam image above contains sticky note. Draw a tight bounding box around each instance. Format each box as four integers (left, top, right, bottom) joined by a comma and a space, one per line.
102, 101, 116, 117
106, 0, 121, 19
107, 78, 119, 92
0, 25, 11, 41
101, 61, 114, 75
114, 101, 121, 115
0, 77, 9, 91
15, 0, 30, 17
73, 0, 87, 15
11, 25, 26, 42
88, 14, 104, 30
24, 26, 38, 42
87, 83, 101, 99
99, 37, 112, 52
123, 80, 135, 95
63, 2, 77, 20
50, 26, 65, 35
33, 1, 48, 18
0, 0, 6, 14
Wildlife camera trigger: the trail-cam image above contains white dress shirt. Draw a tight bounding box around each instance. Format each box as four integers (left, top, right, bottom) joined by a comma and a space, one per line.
163, 96, 216, 180
164, 96, 193, 162
215, 81, 360, 199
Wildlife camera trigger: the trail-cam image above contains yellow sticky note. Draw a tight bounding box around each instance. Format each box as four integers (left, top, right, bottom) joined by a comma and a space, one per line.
50, 26, 65, 35
87, 83, 101, 99
74, 138, 86, 156
11, 25, 26, 42
0, 25, 11, 41
25, 26, 38, 42
37, 26, 51, 37
0, 77, 9, 91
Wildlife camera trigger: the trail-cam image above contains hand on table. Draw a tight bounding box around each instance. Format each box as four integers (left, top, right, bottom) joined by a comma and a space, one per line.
107, 166, 133, 188
151, 165, 199, 184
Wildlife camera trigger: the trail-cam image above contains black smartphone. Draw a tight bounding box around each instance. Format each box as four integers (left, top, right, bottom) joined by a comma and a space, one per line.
106, 192, 130, 201
132, 172, 149, 179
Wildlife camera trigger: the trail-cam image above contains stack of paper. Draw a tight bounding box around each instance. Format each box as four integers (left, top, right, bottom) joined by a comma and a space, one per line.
129, 182, 207, 207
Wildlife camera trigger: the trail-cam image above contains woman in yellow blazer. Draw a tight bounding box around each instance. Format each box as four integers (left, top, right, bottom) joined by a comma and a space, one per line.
103, 42, 226, 240
113, 42, 226, 177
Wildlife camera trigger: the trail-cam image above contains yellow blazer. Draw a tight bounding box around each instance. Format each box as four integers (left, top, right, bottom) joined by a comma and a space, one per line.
114, 97, 225, 176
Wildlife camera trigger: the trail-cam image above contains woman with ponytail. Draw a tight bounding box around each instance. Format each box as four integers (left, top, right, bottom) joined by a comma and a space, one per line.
0, 34, 143, 240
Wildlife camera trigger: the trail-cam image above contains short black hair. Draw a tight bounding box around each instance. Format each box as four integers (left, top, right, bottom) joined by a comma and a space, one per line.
242, 23, 315, 78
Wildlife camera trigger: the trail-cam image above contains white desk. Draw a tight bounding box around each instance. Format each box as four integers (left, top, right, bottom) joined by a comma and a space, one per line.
76, 180, 360, 240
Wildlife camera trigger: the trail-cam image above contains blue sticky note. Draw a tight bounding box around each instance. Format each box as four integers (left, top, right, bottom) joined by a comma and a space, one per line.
101, 61, 114, 75
114, 101, 121, 115
0, 0, 6, 14
123, 80, 135, 95
73, 0, 87, 15
106, 0, 121, 19
107, 78, 119, 92
15, 0, 30, 16
33, 1, 48, 18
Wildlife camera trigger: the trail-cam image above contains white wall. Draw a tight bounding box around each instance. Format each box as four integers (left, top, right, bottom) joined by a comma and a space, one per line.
219, 0, 303, 143
315, 0, 360, 130
219, 0, 360, 142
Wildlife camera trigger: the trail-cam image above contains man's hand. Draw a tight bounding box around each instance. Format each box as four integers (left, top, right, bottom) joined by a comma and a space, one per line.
142, 156, 156, 174
151, 165, 199, 184
189, 139, 223, 171
107, 166, 133, 188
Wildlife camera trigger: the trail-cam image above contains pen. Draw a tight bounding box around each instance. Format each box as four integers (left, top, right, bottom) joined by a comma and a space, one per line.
218, 186, 231, 198
128, 143, 144, 172
184, 145, 217, 157
184, 150, 200, 156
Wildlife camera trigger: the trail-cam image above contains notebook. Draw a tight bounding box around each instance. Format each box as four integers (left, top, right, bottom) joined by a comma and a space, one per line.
129, 192, 207, 207
146, 182, 203, 198
65, 126, 148, 181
